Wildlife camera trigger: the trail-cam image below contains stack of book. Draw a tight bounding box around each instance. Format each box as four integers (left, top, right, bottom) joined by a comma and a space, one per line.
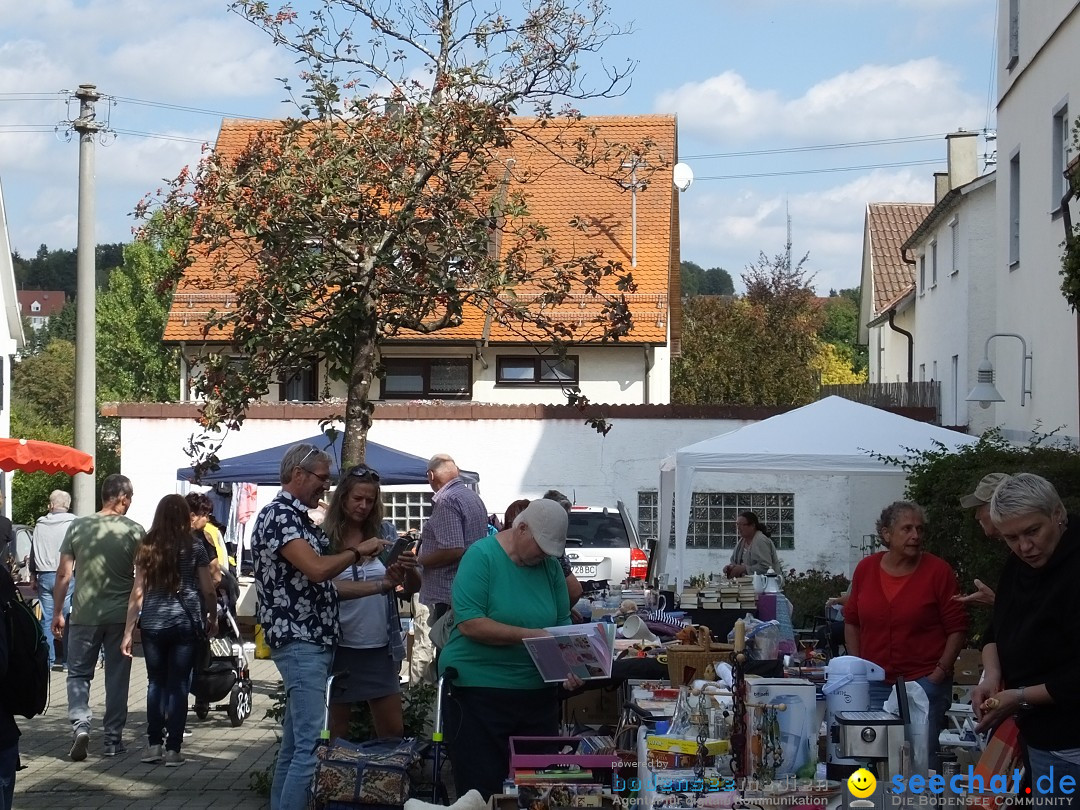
737, 577, 758, 609
697, 583, 722, 609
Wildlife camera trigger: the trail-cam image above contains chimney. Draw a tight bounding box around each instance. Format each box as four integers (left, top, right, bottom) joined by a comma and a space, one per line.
946, 130, 978, 191
934, 172, 950, 203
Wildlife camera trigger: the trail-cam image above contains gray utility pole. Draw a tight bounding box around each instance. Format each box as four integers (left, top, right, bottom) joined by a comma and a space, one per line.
72, 84, 101, 515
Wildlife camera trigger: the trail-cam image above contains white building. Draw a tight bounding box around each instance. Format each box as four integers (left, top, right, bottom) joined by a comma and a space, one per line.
0, 180, 29, 513
990, 0, 1080, 443
901, 132, 997, 431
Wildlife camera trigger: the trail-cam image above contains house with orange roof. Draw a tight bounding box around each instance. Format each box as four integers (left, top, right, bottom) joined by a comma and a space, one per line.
164, 114, 681, 407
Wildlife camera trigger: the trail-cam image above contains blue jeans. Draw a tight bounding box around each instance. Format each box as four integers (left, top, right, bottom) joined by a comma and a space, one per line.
869, 676, 951, 773
141, 624, 199, 752
0, 744, 16, 810
1027, 747, 1080, 805
66, 623, 131, 745
36, 572, 73, 667
270, 641, 333, 810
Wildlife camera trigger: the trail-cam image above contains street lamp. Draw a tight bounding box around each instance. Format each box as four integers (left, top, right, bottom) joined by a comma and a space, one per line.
965, 333, 1033, 409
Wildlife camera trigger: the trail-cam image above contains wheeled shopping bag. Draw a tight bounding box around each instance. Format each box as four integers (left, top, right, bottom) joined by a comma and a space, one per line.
311, 671, 422, 809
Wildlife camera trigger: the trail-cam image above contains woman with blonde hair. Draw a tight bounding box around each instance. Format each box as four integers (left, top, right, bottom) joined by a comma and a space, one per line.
122, 495, 215, 766
323, 465, 419, 739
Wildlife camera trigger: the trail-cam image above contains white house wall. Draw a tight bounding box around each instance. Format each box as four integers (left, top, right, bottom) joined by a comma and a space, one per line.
994, 0, 1080, 443
120, 413, 912, 578
869, 306, 917, 384
910, 179, 997, 430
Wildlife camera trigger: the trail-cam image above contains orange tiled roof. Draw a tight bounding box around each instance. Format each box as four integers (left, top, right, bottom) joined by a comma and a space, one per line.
164, 115, 678, 345
865, 203, 932, 315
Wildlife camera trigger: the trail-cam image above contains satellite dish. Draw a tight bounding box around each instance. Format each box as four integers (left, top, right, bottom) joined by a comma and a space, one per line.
673, 162, 694, 192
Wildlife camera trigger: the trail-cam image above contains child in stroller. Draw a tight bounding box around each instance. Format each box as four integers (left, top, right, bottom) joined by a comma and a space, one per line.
190, 590, 253, 727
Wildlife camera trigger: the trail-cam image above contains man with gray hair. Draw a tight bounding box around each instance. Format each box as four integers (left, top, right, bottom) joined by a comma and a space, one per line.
31, 489, 77, 671
52, 474, 144, 761
418, 453, 488, 622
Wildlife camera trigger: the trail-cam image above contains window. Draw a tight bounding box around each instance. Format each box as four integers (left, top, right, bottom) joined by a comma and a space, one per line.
639, 491, 796, 551
1009, 152, 1021, 266
496, 355, 579, 385
381, 357, 471, 399
1052, 103, 1070, 211
30, 301, 40, 313
1007, 0, 1018, 70
382, 491, 432, 533
949, 218, 959, 276
930, 240, 938, 288
919, 255, 926, 293
279, 357, 319, 402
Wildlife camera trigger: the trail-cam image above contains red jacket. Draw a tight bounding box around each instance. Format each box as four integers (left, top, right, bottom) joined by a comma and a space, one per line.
846, 552, 967, 683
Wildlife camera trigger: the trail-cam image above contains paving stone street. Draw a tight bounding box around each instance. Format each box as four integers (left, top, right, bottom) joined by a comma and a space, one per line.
15, 649, 281, 809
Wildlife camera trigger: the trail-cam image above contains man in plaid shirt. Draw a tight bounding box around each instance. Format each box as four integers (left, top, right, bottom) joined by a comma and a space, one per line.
417, 454, 489, 624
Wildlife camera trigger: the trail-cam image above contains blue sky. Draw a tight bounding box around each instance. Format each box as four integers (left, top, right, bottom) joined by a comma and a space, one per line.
0, 0, 997, 294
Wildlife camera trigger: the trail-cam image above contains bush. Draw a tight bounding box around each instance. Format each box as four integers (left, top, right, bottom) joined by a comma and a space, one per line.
881, 429, 1080, 643
783, 568, 850, 628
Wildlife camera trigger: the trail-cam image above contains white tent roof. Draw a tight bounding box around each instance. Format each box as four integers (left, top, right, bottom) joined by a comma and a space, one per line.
659, 397, 978, 587
673, 395, 977, 473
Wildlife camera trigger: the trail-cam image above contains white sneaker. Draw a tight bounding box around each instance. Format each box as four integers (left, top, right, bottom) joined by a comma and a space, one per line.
164, 750, 185, 767
141, 744, 164, 764
69, 731, 90, 762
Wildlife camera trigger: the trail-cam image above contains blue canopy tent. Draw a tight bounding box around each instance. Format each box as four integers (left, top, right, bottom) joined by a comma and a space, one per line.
176, 433, 477, 486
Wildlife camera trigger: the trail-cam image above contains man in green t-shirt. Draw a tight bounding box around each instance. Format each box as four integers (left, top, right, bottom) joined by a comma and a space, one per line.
52, 475, 144, 762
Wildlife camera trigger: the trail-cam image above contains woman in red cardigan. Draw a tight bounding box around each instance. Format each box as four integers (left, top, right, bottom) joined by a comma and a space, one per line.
845, 501, 967, 772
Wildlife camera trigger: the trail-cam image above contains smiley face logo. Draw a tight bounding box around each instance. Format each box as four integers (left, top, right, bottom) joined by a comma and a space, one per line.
848, 768, 877, 798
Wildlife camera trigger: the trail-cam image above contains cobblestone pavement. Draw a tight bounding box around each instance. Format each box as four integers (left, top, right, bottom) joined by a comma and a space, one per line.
15, 648, 281, 809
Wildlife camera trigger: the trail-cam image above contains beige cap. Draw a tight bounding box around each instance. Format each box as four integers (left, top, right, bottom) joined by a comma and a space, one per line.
959, 472, 1010, 508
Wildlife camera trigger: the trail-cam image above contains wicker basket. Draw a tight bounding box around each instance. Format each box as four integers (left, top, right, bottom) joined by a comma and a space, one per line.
665, 643, 734, 686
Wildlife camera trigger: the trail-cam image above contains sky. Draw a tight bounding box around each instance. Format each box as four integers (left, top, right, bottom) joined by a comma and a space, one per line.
0, 0, 998, 295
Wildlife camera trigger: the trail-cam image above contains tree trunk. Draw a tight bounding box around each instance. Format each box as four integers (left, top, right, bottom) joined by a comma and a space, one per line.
341, 330, 378, 468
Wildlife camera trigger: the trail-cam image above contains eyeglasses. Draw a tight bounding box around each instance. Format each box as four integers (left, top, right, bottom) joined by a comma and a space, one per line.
302, 468, 332, 485
347, 466, 381, 482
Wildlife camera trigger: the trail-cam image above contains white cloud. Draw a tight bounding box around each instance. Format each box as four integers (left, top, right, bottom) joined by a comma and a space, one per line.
658, 58, 984, 143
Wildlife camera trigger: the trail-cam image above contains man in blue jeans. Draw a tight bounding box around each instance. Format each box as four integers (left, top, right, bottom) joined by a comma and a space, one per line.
251, 444, 404, 810
31, 490, 76, 670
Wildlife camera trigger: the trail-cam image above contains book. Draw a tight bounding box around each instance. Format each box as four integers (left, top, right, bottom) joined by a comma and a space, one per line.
522, 622, 616, 683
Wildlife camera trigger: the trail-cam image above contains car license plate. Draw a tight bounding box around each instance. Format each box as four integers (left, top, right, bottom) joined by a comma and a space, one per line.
572, 565, 597, 578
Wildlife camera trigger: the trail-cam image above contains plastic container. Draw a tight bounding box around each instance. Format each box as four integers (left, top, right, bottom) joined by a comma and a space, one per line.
821, 655, 886, 767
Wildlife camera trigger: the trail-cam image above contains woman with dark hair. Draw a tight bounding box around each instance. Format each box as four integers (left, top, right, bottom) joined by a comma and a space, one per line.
845, 500, 967, 771
322, 464, 419, 739
723, 511, 781, 578
121, 495, 215, 766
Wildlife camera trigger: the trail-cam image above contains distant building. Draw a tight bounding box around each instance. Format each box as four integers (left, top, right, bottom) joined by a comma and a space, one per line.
16, 290, 65, 331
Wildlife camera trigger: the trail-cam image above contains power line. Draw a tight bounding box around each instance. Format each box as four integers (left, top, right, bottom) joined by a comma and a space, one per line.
110, 95, 276, 121
697, 157, 945, 181
681, 132, 968, 161
110, 128, 210, 144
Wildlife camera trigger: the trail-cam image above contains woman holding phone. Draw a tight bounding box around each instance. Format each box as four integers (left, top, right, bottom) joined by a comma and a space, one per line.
322, 464, 421, 739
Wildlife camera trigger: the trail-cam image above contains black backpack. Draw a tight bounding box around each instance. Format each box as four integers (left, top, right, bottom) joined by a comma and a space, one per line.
0, 567, 49, 718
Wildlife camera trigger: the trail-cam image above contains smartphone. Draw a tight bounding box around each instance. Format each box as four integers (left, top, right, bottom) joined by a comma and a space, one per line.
382, 536, 416, 567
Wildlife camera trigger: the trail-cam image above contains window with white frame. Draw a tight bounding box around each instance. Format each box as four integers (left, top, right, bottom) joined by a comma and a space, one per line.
919, 255, 926, 292
496, 355, 578, 385
381, 357, 472, 399
639, 491, 795, 551
949, 217, 959, 275
1009, 152, 1021, 266
930, 240, 938, 287
1052, 103, 1070, 211
382, 491, 432, 534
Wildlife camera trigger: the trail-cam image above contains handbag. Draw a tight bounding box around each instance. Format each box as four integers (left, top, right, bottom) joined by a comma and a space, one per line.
312, 737, 420, 808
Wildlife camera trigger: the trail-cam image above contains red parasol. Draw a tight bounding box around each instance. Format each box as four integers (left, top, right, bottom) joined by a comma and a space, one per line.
0, 438, 94, 476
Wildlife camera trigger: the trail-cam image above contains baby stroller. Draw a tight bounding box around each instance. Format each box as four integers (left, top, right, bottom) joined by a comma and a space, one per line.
190, 591, 253, 727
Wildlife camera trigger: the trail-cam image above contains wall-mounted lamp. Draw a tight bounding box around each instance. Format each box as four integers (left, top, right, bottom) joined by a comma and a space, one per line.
965, 332, 1033, 409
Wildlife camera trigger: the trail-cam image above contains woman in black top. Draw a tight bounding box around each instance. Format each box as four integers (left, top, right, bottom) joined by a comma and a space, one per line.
122, 496, 215, 767
974, 473, 1080, 803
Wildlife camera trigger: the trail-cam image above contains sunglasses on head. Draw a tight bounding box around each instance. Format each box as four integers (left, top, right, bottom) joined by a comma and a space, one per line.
347, 466, 381, 482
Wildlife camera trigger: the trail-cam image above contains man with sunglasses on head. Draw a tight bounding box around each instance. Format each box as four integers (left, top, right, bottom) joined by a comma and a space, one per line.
251, 444, 407, 810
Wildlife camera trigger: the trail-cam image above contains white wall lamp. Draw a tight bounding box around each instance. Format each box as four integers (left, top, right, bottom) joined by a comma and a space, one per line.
965, 332, 1033, 409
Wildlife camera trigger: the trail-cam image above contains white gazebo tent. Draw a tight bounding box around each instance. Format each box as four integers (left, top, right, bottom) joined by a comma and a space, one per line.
657, 397, 978, 587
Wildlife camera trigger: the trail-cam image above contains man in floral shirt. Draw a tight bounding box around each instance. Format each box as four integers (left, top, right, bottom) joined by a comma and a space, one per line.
252, 444, 403, 810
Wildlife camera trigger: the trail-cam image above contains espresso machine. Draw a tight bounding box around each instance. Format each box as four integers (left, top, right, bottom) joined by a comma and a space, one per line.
834, 675, 912, 782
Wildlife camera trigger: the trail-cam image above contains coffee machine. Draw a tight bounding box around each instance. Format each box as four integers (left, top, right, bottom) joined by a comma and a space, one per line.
834, 676, 912, 782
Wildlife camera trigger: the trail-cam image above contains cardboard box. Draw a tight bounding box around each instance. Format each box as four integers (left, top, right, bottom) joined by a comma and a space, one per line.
645, 735, 729, 756
562, 687, 620, 728
954, 648, 983, 685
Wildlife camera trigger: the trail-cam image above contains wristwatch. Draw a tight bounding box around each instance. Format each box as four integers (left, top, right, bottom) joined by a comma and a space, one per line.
1016, 686, 1032, 712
